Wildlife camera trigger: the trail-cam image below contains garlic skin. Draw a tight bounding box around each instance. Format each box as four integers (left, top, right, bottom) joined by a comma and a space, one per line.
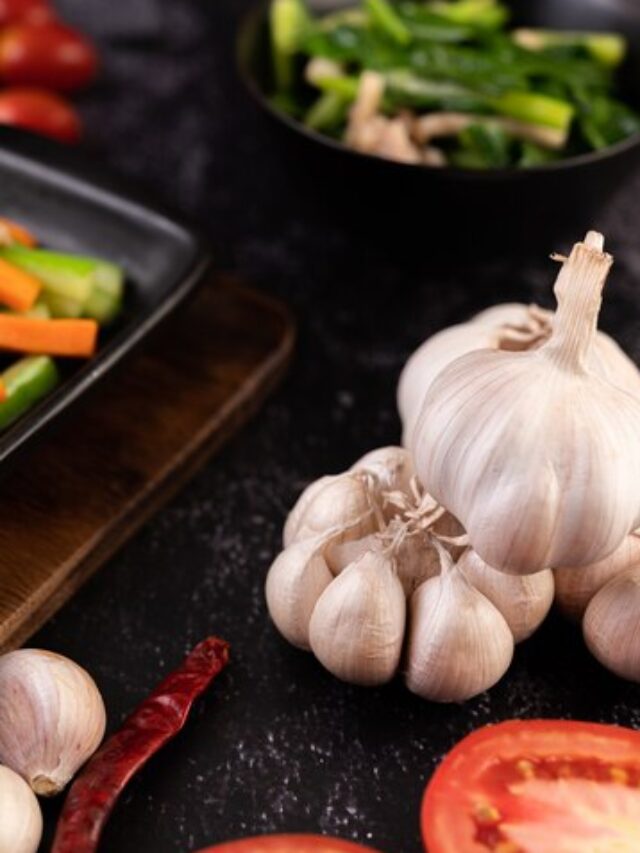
413, 233, 640, 575
351, 445, 414, 495
325, 533, 380, 576
0, 766, 42, 853
584, 566, 640, 682
554, 534, 640, 621
283, 472, 377, 548
0, 650, 106, 795
458, 549, 554, 642
266, 534, 334, 650
406, 553, 514, 702
309, 551, 406, 686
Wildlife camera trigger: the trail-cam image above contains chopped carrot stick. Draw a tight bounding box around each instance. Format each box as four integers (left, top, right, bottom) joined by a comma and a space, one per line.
0, 315, 98, 357
0, 218, 37, 247
0, 380, 6, 404
0, 257, 42, 312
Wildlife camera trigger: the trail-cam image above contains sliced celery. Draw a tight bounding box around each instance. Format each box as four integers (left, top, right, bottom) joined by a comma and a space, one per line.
0, 356, 59, 430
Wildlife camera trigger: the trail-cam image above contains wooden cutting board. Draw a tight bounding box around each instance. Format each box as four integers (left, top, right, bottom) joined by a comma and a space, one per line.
0, 278, 295, 651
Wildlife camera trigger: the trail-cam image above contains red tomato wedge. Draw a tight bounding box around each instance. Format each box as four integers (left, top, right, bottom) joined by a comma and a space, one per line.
197, 836, 382, 853
422, 720, 640, 853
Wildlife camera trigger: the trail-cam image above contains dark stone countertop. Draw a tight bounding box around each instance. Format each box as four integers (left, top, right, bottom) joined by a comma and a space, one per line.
31, 1, 640, 850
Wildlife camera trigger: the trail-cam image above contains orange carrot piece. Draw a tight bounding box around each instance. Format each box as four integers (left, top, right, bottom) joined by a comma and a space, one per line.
0, 218, 37, 247
0, 380, 6, 404
0, 257, 42, 312
0, 315, 98, 357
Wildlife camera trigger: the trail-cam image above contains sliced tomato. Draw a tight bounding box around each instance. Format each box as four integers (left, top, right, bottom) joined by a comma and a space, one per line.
197, 836, 382, 853
422, 720, 640, 853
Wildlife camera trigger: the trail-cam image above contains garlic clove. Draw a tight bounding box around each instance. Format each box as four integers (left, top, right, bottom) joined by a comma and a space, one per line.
554, 533, 640, 621
0, 649, 106, 795
325, 532, 381, 576
584, 566, 640, 682
458, 549, 554, 642
283, 474, 340, 547
413, 233, 640, 574
351, 446, 414, 496
309, 551, 406, 686
284, 471, 379, 548
405, 546, 514, 702
0, 765, 42, 853
266, 534, 334, 650
398, 323, 499, 447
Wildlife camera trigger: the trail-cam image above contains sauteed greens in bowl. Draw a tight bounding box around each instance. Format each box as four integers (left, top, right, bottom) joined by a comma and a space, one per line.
269, 0, 640, 168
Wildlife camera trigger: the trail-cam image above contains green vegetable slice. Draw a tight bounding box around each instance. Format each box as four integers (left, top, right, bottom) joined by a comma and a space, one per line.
0, 356, 59, 430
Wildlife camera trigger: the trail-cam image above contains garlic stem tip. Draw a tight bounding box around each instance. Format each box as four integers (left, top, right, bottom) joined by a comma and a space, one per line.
584, 231, 605, 252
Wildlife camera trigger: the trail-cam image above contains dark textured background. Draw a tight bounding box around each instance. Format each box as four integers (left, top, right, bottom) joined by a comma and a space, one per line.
29, 1, 640, 850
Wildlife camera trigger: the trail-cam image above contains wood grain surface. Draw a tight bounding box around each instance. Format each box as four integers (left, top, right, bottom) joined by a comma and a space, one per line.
0, 278, 295, 651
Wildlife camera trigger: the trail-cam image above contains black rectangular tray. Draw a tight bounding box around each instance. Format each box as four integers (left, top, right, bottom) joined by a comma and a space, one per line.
0, 127, 211, 468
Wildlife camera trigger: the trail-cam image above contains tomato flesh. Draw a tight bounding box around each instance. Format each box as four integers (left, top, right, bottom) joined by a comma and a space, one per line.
197, 836, 382, 853
422, 720, 640, 853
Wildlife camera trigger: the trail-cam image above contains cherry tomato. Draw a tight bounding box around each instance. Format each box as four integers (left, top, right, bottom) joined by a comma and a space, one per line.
0, 88, 82, 142
421, 720, 640, 852
0, 22, 98, 91
0, 0, 55, 26
197, 836, 383, 853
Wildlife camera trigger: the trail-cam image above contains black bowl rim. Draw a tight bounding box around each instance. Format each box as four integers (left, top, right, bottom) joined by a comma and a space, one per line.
0, 127, 212, 467
237, 0, 640, 181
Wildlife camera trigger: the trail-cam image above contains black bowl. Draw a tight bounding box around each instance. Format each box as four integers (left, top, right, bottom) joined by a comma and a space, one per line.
238, 0, 640, 256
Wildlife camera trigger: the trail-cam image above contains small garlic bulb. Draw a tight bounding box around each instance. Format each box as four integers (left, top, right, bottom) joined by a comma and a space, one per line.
266, 533, 334, 650
283, 471, 378, 548
0, 649, 106, 795
0, 766, 42, 853
405, 542, 514, 702
458, 549, 554, 642
413, 232, 640, 574
554, 533, 640, 620
584, 566, 640, 682
309, 550, 406, 686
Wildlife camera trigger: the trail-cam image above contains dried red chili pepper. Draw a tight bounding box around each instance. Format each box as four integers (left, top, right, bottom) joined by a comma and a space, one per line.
52, 636, 230, 853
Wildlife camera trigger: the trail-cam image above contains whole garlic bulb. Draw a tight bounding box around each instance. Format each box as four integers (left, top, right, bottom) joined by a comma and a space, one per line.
584, 566, 640, 682
283, 471, 378, 548
266, 533, 334, 650
309, 550, 406, 686
0, 765, 42, 853
458, 549, 554, 642
406, 542, 514, 702
554, 533, 640, 621
0, 649, 106, 795
413, 232, 640, 575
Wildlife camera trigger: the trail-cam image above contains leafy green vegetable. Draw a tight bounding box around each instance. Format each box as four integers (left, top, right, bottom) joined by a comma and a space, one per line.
492, 91, 574, 132
458, 122, 511, 167
365, 0, 412, 45
305, 91, 351, 131
271, 0, 311, 89
268, 0, 640, 168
